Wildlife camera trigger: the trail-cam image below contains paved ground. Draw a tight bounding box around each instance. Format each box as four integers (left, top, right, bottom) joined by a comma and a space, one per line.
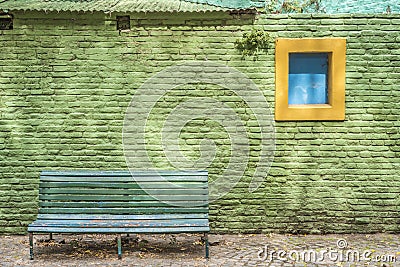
1, 233, 399, 266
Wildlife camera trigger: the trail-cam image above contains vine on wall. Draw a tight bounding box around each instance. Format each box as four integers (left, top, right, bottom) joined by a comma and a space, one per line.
234, 29, 273, 58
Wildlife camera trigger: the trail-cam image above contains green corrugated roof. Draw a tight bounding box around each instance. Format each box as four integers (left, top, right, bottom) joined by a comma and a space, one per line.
323, 0, 399, 14
0, 0, 242, 13
186, 0, 400, 13
0, 0, 398, 13
183, 0, 258, 9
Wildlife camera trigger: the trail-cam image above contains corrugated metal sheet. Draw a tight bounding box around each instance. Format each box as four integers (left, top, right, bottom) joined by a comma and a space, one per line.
0, 0, 397, 14
273, 0, 400, 14
183, 0, 258, 9
323, 0, 399, 14
0, 0, 238, 13
184, 0, 400, 13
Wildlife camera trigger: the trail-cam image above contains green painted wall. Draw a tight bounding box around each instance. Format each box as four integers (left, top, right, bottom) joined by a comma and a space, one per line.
0, 11, 399, 234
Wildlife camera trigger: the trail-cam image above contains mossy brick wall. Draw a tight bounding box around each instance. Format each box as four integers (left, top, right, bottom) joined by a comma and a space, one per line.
0, 11, 399, 234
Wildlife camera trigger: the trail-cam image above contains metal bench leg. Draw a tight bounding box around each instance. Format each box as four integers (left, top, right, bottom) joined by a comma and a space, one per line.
49, 233, 53, 240
29, 233, 34, 260
204, 233, 209, 259
117, 234, 122, 259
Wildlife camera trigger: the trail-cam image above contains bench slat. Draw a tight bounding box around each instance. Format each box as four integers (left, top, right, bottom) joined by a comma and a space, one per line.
39, 201, 208, 208
40, 182, 207, 189
39, 188, 207, 195
29, 219, 209, 228
41, 170, 207, 177
28, 226, 210, 233
38, 207, 208, 214
37, 214, 208, 220
40, 170, 208, 182
40, 176, 208, 182
39, 195, 208, 201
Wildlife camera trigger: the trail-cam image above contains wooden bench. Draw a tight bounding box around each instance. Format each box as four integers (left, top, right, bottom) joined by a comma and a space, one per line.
28, 170, 210, 259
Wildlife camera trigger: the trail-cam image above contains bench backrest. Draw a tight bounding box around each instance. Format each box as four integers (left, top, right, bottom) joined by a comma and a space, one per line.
37, 170, 208, 220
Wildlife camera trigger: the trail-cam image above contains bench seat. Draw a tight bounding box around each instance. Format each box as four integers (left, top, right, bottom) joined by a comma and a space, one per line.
29, 219, 209, 232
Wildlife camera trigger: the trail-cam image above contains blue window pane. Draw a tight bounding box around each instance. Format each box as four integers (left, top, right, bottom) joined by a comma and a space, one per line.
288, 53, 329, 105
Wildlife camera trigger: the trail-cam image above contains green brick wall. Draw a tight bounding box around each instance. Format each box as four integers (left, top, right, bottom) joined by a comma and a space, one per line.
0, 11, 399, 234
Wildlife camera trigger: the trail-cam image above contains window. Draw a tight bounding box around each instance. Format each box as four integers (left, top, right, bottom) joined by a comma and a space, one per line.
275, 38, 346, 121
117, 16, 130, 31
289, 53, 328, 105
0, 14, 13, 30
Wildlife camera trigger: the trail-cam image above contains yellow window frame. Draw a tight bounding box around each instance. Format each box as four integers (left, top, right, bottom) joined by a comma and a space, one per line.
275, 38, 346, 121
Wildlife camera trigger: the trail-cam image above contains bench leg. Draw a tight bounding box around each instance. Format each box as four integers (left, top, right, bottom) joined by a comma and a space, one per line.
49, 233, 53, 240
29, 233, 34, 260
117, 234, 122, 259
204, 233, 209, 259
